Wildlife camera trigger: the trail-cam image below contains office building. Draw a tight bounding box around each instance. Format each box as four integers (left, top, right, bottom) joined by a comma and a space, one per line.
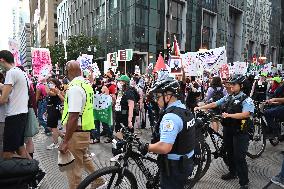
19, 23, 32, 67
30, 0, 62, 47
57, 0, 282, 73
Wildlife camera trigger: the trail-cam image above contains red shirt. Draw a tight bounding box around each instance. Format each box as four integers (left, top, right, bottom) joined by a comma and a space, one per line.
108, 84, 117, 95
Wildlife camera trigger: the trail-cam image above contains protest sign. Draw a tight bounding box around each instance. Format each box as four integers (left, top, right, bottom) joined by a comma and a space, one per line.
8, 38, 21, 66
93, 94, 113, 126
181, 52, 199, 76
31, 48, 52, 77
197, 46, 227, 73
78, 54, 93, 71
233, 62, 248, 75
169, 56, 182, 74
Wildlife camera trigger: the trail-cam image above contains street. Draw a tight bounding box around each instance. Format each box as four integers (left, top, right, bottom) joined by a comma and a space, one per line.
34, 128, 283, 189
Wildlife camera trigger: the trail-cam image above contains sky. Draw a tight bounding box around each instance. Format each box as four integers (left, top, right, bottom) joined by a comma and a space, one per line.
0, 0, 17, 49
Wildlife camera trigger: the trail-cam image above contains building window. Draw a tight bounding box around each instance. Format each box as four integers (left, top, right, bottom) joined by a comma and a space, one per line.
248, 41, 255, 60
202, 11, 216, 49
54, 23, 58, 28
260, 44, 266, 56
54, 13, 57, 19
55, 32, 58, 37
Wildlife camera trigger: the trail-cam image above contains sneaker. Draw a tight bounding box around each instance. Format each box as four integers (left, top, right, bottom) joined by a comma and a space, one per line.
90, 139, 100, 144
271, 174, 284, 188
221, 173, 237, 180
46, 143, 59, 150
239, 185, 248, 189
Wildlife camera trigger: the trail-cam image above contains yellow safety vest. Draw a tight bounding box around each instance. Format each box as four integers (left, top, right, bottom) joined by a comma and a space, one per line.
62, 78, 95, 131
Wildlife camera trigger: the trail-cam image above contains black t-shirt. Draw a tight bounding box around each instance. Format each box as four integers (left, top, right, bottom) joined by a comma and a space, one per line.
120, 89, 135, 111
47, 95, 61, 107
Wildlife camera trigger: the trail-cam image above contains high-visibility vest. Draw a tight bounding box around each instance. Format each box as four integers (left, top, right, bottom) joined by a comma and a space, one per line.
62, 78, 94, 131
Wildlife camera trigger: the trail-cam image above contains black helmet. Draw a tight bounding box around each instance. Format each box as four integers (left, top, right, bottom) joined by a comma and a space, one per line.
227, 75, 246, 84
149, 76, 180, 95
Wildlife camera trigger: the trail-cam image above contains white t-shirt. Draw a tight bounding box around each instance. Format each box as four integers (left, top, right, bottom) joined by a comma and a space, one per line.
67, 77, 86, 126
4, 67, 29, 116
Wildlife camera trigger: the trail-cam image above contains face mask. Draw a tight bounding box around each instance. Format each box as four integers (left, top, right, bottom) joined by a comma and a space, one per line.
117, 82, 123, 90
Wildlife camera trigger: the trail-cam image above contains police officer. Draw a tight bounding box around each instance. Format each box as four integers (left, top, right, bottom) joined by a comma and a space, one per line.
195, 75, 254, 189
139, 76, 195, 189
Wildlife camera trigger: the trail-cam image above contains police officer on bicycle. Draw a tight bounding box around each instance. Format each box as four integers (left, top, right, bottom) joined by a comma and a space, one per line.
139, 76, 195, 189
195, 75, 254, 189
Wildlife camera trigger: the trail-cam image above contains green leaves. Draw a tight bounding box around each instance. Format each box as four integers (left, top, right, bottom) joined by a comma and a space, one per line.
47, 34, 103, 67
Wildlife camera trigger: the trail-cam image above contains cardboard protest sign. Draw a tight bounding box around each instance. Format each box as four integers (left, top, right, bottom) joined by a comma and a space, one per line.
31, 48, 52, 77
169, 56, 182, 74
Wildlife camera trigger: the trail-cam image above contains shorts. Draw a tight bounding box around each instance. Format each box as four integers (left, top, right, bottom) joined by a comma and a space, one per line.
47, 106, 61, 129
3, 113, 28, 152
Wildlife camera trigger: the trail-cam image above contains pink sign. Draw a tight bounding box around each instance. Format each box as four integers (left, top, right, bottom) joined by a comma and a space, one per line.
31, 48, 52, 77
8, 38, 21, 66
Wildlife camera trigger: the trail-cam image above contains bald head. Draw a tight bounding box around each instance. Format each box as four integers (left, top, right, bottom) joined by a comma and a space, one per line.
66, 60, 82, 81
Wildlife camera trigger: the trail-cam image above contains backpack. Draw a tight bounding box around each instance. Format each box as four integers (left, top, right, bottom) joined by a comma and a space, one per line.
128, 86, 141, 116
211, 87, 224, 102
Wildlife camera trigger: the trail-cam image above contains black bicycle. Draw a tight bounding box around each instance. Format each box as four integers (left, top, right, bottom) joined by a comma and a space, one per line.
194, 110, 266, 179
252, 101, 284, 147
77, 124, 201, 189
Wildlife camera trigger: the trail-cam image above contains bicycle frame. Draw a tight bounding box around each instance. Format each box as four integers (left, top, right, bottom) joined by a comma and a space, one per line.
114, 143, 160, 189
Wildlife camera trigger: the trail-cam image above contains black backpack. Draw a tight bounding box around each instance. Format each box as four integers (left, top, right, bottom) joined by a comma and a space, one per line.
128, 86, 141, 116
211, 87, 224, 102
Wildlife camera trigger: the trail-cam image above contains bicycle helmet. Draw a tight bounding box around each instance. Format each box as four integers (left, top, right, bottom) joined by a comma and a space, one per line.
227, 74, 246, 84
149, 76, 180, 95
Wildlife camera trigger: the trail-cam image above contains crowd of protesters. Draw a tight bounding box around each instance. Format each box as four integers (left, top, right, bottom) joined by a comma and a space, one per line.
0, 49, 283, 188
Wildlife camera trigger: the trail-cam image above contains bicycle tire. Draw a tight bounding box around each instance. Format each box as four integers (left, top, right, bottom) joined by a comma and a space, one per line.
198, 142, 211, 180
269, 137, 279, 146
77, 166, 138, 189
247, 121, 266, 159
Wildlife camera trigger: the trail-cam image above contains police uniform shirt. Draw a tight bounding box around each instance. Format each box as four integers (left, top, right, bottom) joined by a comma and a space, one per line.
159, 100, 194, 160
215, 91, 255, 114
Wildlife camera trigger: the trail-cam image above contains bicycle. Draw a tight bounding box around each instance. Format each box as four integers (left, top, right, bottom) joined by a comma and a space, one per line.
253, 101, 284, 147
77, 124, 201, 189
194, 109, 264, 179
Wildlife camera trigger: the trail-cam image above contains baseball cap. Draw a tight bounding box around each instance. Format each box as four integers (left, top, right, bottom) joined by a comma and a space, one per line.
117, 75, 130, 83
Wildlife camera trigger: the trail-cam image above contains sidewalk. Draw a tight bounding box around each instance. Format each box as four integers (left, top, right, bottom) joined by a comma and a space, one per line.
34, 129, 283, 189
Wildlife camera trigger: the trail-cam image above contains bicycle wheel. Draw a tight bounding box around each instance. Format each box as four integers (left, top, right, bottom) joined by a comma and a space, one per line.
247, 121, 266, 159
77, 166, 138, 189
185, 141, 208, 188
198, 142, 211, 180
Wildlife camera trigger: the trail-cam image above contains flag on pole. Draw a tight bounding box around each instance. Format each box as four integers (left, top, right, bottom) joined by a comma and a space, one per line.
153, 54, 167, 73
172, 35, 180, 57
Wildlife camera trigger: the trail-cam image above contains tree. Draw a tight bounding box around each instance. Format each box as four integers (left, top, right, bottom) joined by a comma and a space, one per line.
47, 43, 65, 66
47, 34, 104, 67
66, 34, 104, 61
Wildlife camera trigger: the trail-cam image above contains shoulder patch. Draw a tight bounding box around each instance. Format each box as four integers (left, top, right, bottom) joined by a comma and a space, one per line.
161, 120, 175, 132
244, 98, 254, 105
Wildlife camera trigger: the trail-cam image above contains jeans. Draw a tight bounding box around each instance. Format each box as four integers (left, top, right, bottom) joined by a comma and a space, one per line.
66, 132, 96, 189
37, 99, 48, 133
160, 159, 194, 189
223, 127, 249, 186
264, 105, 284, 131
91, 120, 112, 140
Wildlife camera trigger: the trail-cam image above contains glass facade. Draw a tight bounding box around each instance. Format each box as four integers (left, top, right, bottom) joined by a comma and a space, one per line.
58, 0, 282, 67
